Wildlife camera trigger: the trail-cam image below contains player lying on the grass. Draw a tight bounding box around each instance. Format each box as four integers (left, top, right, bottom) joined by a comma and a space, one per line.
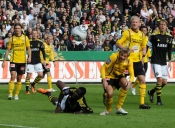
37, 80, 93, 114
100, 48, 135, 115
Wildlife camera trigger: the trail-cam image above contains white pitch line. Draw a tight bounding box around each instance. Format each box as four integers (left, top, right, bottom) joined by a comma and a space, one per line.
0, 124, 39, 128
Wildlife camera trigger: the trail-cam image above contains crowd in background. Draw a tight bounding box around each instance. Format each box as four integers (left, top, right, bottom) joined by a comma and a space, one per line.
0, 0, 175, 51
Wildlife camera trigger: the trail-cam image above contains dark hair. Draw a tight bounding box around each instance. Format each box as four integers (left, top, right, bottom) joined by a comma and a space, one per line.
14, 23, 23, 28
78, 87, 86, 96
140, 26, 148, 31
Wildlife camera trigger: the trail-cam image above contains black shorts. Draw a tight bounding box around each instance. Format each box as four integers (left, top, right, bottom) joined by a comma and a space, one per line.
144, 62, 148, 73
105, 76, 124, 90
9, 62, 26, 75
42, 64, 50, 73
133, 61, 145, 77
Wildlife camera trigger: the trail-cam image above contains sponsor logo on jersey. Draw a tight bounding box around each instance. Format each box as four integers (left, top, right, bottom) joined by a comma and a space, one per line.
157, 43, 167, 47
166, 38, 169, 43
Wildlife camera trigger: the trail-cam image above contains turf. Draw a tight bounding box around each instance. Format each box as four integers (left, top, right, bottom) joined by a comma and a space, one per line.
0, 84, 174, 128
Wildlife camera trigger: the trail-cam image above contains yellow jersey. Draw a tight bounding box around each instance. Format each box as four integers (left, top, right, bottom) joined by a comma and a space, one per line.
100, 52, 134, 82
40, 42, 54, 63
8, 34, 30, 63
117, 29, 147, 62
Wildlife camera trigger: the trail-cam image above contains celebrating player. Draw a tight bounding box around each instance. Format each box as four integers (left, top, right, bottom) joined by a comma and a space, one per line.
1, 23, 31, 100
100, 48, 134, 115
147, 19, 172, 105
37, 80, 93, 114
25, 29, 46, 94
116, 16, 151, 109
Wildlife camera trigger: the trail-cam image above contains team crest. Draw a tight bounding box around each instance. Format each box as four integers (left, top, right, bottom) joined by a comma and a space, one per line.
38, 44, 40, 47
166, 38, 169, 43
106, 59, 111, 64
156, 72, 159, 76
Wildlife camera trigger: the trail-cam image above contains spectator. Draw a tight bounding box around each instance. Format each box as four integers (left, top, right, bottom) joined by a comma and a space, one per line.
4, 32, 12, 48
0, 24, 7, 38
132, 0, 142, 16
53, 39, 59, 51
29, 13, 38, 29
140, 6, 150, 24
14, 1, 23, 12
78, 39, 89, 51
102, 38, 112, 51
6, 3, 15, 18
86, 34, 94, 50
93, 40, 103, 51
33, 2, 40, 14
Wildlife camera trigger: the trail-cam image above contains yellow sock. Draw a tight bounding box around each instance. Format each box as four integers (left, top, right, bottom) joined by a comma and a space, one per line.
32, 76, 42, 86
25, 77, 30, 91
132, 78, 139, 88
47, 76, 52, 89
106, 97, 113, 112
139, 84, 146, 105
116, 88, 127, 109
8, 81, 15, 95
14, 82, 22, 96
155, 84, 162, 96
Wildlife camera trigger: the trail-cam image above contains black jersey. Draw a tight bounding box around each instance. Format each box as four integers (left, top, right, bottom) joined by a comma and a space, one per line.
150, 32, 172, 65
58, 87, 93, 113
29, 39, 46, 64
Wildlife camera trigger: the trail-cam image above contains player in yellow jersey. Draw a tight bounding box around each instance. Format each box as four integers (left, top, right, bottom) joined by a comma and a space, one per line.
31, 35, 56, 92
1, 23, 31, 100
131, 26, 152, 95
116, 16, 151, 109
100, 48, 135, 115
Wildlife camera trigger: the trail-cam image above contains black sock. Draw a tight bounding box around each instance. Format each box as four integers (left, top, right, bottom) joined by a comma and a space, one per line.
26, 86, 29, 92
157, 96, 161, 102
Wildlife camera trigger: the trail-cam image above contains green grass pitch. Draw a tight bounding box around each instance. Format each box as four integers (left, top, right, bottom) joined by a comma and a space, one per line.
0, 83, 174, 128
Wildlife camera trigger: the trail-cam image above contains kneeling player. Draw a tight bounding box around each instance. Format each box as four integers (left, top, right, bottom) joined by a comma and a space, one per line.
37, 80, 93, 114
100, 48, 135, 115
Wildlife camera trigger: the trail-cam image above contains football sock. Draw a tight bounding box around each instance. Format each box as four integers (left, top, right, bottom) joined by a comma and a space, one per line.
116, 88, 127, 109
48, 96, 58, 105
31, 76, 42, 87
132, 78, 139, 88
25, 77, 30, 92
8, 81, 15, 95
14, 82, 22, 96
106, 97, 113, 112
155, 84, 162, 102
139, 84, 146, 105
150, 87, 156, 94
47, 76, 52, 89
